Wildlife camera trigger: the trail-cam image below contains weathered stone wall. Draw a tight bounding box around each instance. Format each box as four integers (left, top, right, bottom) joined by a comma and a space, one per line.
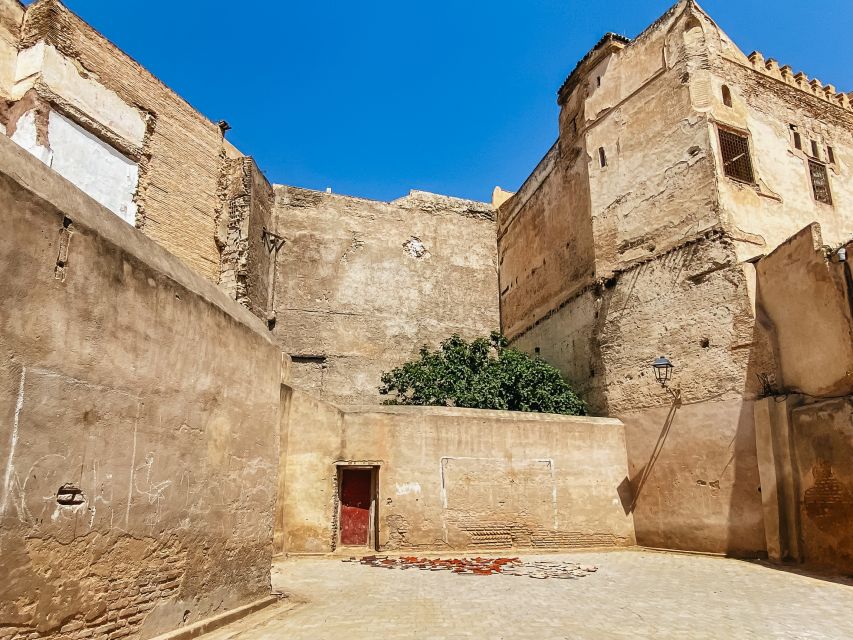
0, 0, 22, 104
277, 392, 635, 554
271, 186, 499, 405
700, 20, 853, 262
499, 2, 779, 555
216, 156, 276, 320
10, 0, 231, 280
0, 135, 281, 638
513, 233, 769, 554
754, 224, 853, 397
753, 223, 853, 572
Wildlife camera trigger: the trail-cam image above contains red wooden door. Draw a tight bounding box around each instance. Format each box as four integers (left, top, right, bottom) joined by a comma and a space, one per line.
340, 468, 373, 546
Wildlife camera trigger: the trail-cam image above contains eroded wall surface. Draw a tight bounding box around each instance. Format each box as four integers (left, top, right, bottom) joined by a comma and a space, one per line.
752, 224, 853, 572
0, 135, 281, 639
278, 395, 635, 553
499, 2, 771, 555
3, 0, 234, 281
755, 224, 853, 398
700, 26, 853, 262
271, 187, 500, 405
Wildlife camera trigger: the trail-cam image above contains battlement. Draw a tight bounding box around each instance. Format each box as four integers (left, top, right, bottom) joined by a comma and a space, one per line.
745, 51, 851, 112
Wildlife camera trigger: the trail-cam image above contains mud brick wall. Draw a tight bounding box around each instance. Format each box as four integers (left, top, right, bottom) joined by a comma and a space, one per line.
0, 135, 281, 639
19, 0, 229, 281
271, 187, 500, 406
278, 392, 635, 554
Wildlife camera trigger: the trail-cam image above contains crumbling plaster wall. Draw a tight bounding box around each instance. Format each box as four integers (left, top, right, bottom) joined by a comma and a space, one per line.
694, 13, 853, 263
752, 225, 853, 572
515, 233, 769, 554
500, 2, 776, 555
0, 0, 23, 105
0, 135, 281, 639
216, 156, 276, 320
8, 0, 233, 281
277, 394, 635, 554
271, 186, 500, 405
755, 224, 853, 397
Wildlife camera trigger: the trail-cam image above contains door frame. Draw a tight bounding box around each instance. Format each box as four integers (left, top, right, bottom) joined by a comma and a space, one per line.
334, 462, 380, 550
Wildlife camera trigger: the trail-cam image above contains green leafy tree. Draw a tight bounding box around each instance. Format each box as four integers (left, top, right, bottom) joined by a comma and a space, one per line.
379, 332, 586, 416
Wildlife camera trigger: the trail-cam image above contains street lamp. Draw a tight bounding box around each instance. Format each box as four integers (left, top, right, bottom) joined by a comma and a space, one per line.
652, 356, 674, 387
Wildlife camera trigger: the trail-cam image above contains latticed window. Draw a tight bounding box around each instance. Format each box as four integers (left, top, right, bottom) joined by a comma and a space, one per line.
718, 129, 754, 183
809, 160, 832, 205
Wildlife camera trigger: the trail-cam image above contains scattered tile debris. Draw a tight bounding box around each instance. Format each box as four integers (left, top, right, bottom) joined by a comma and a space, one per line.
345, 556, 599, 580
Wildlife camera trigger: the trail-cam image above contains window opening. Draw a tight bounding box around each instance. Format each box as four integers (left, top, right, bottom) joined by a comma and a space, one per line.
598, 147, 607, 168
718, 129, 754, 183
809, 160, 832, 205
827, 145, 835, 164
721, 85, 732, 107
811, 139, 820, 158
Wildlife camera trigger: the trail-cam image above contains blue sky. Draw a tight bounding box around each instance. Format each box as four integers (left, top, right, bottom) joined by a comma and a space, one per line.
42, 1, 852, 202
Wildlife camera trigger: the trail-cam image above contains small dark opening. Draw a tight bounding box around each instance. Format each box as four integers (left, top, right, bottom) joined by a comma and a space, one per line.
827, 146, 835, 164
811, 139, 820, 158
700, 337, 710, 348
56, 484, 85, 506
291, 354, 327, 365
598, 147, 607, 168
793, 131, 802, 150
62, 216, 73, 229
596, 76, 601, 87
722, 85, 732, 107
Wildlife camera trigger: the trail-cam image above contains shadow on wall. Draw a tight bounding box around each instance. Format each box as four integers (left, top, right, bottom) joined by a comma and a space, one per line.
725, 292, 779, 557
627, 396, 682, 515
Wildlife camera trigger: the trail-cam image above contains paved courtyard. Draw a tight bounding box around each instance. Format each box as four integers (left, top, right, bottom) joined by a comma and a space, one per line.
202, 550, 853, 639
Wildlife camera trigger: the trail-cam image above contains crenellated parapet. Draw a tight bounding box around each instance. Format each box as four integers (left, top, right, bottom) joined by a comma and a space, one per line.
746, 51, 852, 112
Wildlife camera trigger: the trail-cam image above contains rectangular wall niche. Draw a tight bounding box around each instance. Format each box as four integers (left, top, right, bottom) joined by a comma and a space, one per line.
11, 109, 139, 225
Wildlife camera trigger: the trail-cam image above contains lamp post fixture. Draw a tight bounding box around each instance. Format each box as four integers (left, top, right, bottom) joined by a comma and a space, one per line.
652, 356, 681, 401
652, 356, 674, 387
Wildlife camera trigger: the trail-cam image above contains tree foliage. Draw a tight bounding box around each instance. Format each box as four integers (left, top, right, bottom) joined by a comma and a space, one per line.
379, 332, 586, 416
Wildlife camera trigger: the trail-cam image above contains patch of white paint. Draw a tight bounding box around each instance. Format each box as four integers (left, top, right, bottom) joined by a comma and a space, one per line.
1, 367, 26, 517
10, 109, 139, 224
395, 482, 421, 496
403, 237, 429, 259
48, 111, 139, 224
10, 110, 53, 165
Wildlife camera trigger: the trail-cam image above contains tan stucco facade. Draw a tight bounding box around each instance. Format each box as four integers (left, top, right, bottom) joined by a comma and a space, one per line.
277, 393, 635, 554
2, 0, 853, 635
0, 134, 283, 638
497, 0, 851, 555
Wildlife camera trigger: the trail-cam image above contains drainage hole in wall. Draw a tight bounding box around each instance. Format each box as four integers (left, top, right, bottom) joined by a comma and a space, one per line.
56, 484, 85, 506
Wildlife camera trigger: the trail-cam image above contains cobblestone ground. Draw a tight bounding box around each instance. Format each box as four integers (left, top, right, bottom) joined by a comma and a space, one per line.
202, 550, 853, 639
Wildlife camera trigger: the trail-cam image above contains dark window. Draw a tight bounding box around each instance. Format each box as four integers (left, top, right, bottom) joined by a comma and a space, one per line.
598, 147, 607, 167
793, 131, 802, 150
596, 76, 601, 87
811, 139, 820, 158
809, 160, 832, 205
718, 129, 754, 183
722, 85, 732, 107
827, 145, 835, 163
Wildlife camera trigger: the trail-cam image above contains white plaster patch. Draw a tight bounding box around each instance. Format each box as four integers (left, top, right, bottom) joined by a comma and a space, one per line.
395, 482, 421, 496
403, 237, 429, 259
47, 111, 138, 225
10, 110, 53, 165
